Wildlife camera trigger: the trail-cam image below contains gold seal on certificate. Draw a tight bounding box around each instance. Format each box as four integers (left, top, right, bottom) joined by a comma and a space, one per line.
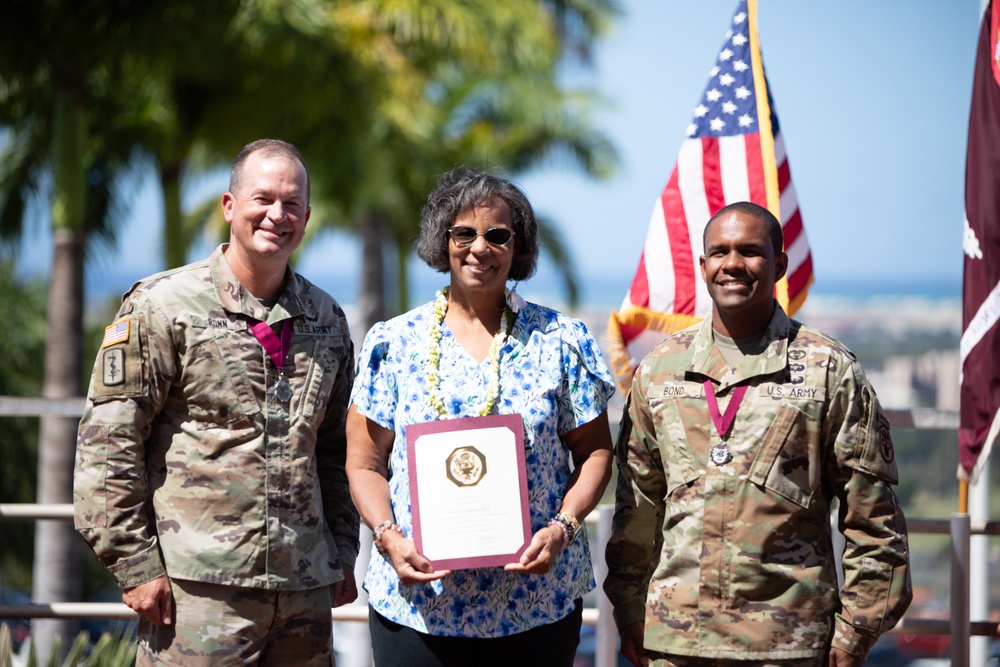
446, 447, 486, 486
406, 413, 531, 570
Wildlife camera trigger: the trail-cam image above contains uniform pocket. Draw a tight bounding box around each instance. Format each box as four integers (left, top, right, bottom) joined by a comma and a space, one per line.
649, 397, 701, 496
748, 403, 821, 508
296, 337, 341, 422
846, 556, 893, 633
183, 326, 259, 429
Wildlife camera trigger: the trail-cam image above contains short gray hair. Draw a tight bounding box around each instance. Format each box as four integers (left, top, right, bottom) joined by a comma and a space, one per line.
229, 139, 310, 204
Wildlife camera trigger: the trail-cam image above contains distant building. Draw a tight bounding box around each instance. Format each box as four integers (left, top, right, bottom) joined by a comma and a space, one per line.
868, 349, 960, 410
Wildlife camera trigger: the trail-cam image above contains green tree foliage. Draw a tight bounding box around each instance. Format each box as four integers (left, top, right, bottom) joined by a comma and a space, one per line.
0, 262, 119, 595
0, 2, 620, 659
0, 259, 45, 591
0, 4, 162, 657
296, 0, 620, 327
1, 622, 136, 667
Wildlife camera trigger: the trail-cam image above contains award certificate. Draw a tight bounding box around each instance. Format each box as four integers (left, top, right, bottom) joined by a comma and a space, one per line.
406, 413, 530, 570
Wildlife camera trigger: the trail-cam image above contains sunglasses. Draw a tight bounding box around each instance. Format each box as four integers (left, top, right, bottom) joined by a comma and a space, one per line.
447, 226, 514, 248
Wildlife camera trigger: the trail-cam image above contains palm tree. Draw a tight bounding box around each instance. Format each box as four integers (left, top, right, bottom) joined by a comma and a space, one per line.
128, 0, 619, 324
125, 2, 380, 275
0, 2, 158, 660
301, 0, 620, 332
390, 68, 617, 312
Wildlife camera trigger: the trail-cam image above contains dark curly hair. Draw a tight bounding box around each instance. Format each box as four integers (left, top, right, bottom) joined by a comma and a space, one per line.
416, 167, 538, 281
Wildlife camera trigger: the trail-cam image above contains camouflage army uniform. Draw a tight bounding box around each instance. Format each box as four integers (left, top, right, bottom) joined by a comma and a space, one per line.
74, 245, 359, 623
604, 306, 911, 662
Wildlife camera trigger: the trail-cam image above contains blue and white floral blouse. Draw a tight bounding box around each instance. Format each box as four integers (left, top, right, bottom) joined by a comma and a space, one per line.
350, 293, 615, 637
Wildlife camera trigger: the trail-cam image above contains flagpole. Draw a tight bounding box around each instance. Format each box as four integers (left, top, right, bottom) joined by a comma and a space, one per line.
747, 0, 777, 213
970, 458, 990, 667
967, 3, 991, 666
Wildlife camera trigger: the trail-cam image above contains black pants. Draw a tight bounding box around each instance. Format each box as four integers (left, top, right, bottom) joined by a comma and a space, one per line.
368, 599, 583, 667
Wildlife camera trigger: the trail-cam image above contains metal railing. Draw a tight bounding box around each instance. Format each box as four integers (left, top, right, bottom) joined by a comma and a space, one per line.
1, 398, 998, 667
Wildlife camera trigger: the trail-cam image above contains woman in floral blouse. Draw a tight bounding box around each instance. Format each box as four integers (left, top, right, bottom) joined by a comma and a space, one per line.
346, 167, 616, 667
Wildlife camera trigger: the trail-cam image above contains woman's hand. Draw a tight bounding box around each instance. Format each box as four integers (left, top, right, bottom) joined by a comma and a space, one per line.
506, 411, 614, 576
504, 523, 564, 574
348, 407, 450, 585
381, 529, 451, 585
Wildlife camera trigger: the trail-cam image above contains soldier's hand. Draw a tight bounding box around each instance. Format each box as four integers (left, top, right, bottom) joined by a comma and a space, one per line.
620, 621, 648, 667
122, 575, 173, 626
828, 647, 862, 667
331, 564, 358, 607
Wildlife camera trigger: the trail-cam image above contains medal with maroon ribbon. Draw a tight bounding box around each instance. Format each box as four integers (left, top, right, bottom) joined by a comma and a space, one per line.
703, 380, 748, 466
250, 320, 293, 402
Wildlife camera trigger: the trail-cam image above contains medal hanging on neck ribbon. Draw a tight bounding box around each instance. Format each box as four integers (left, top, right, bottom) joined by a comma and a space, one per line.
703, 380, 748, 466
250, 320, 293, 402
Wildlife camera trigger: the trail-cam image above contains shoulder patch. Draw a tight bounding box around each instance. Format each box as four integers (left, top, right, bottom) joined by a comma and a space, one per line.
101, 349, 126, 386
855, 385, 898, 484
878, 415, 894, 463
91, 315, 144, 400
102, 319, 130, 348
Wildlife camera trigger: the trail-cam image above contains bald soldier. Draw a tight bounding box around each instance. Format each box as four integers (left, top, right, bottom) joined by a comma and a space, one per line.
604, 202, 911, 667
74, 139, 359, 665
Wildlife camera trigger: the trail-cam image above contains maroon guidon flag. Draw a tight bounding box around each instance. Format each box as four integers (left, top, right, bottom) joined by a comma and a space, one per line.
606, 0, 812, 394
960, 0, 1000, 483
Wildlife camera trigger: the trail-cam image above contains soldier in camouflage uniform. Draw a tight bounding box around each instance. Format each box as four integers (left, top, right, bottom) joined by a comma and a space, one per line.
74, 139, 359, 665
604, 202, 911, 667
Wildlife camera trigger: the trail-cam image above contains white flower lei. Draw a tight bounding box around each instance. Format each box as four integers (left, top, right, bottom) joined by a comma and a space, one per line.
427, 286, 513, 418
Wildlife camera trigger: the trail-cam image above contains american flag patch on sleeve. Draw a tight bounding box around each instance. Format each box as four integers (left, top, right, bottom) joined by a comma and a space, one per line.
102, 320, 130, 348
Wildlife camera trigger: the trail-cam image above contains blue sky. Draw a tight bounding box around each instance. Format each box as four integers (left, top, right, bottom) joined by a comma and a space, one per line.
516, 0, 981, 302
15, 1, 983, 307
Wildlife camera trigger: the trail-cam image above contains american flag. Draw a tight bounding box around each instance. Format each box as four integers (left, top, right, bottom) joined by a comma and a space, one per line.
607, 0, 813, 393
101, 319, 130, 348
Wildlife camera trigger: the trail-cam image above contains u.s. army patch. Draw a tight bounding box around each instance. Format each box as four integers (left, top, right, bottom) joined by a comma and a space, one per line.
102, 319, 129, 348
102, 349, 125, 386
759, 385, 825, 401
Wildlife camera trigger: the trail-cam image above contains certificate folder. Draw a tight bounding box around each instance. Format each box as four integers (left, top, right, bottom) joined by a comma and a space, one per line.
406, 413, 531, 570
